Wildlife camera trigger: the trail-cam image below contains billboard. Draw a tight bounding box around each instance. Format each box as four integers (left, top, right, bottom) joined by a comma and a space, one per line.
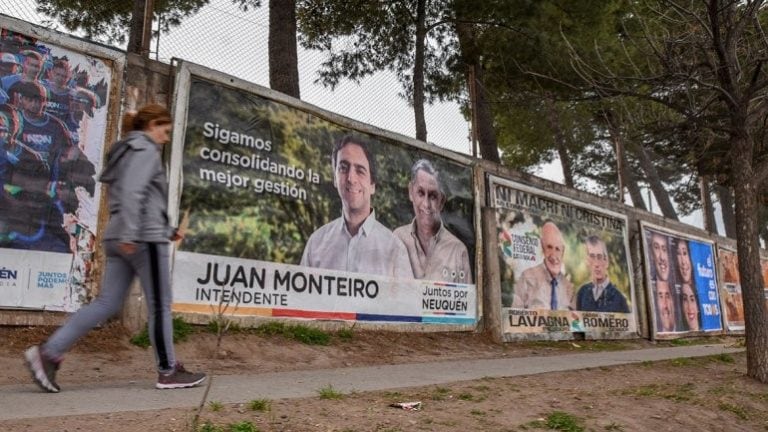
489, 176, 636, 338
168, 64, 477, 326
717, 247, 768, 332
641, 223, 722, 337
0, 23, 117, 311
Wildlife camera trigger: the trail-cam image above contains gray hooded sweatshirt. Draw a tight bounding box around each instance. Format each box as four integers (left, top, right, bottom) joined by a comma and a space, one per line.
100, 130, 174, 243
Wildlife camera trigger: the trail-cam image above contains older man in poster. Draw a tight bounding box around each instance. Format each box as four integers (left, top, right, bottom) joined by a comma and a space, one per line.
301, 135, 413, 279
512, 220, 574, 310
575, 235, 629, 313
394, 159, 472, 283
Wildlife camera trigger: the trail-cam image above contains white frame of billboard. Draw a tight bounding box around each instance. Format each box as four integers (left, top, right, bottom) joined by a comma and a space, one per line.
167, 60, 482, 330
715, 244, 745, 334
0, 14, 125, 317
639, 221, 725, 340
487, 175, 639, 341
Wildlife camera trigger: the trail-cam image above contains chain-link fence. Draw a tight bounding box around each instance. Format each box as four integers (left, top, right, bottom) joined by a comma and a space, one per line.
1, 0, 472, 154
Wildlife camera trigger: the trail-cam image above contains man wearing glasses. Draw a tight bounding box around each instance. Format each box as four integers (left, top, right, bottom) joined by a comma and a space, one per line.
575, 235, 630, 313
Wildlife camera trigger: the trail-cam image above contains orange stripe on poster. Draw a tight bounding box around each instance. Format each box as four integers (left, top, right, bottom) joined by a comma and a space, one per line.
172, 303, 273, 317
272, 309, 356, 320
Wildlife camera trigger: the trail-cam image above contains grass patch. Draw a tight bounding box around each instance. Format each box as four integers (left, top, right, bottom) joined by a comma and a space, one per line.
719, 402, 749, 420
228, 421, 260, 432
604, 422, 625, 431
670, 357, 692, 367
458, 392, 474, 401
712, 353, 735, 363
206, 319, 243, 334
317, 384, 344, 400
130, 317, 194, 348
248, 398, 271, 412
208, 401, 224, 412
253, 322, 331, 345
431, 387, 450, 401
290, 325, 331, 345
198, 421, 224, 432
336, 328, 354, 341
524, 411, 585, 432
622, 383, 695, 402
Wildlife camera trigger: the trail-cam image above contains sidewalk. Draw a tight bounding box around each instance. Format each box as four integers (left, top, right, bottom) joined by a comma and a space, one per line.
0, 343, 743, 421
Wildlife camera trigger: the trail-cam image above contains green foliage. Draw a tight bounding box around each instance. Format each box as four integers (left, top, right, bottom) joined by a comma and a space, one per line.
208, 401, 224, 412
298, 1, 454, 102
317, 384, 344, 400
130, 317, 194, 348
228, 421, 260, 432
336, 328, 354, 341
290, 325, 331, 345
129, 327, 151, 349
719, 403, 749, 420
198, 421, 261, 432
36, 0, 209, 44
544, 411, 585, 432
524, 411, 585, 432
253, 322, 331, 345
431, 386, 450, 401
198, 421, 225, 432
248, 398, 272, 412
458, 392, 474, 401
622, 383, 695, 402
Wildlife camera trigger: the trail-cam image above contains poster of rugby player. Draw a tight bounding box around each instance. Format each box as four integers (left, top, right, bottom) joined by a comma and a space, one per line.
0, 28, 110, 255
0, 25, 113, 312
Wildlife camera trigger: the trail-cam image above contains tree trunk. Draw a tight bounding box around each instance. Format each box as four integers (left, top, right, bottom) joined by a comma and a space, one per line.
128, 0, 148, 54
602, 111, 646, 209
731, 137, 768, 383
544, 97, 574, 188
699, 175, 717, 234
269, 0, 300, 98
455, 22, 499, 163
636, 144, 678, 220
413, 0, 427, 142
717, 185, 737, 238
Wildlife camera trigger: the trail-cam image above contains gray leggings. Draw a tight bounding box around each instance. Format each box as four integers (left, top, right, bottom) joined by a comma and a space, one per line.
44, 240, 176, 372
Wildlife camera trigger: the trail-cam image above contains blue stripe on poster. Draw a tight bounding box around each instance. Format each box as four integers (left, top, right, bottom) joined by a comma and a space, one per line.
355, 313, 422, 323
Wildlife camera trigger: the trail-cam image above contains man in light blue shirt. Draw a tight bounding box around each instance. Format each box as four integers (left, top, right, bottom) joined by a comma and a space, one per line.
301, 135, 413, 279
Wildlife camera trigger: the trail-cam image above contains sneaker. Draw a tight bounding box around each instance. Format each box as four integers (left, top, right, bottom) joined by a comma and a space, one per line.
24, 345, 61, 393
156, 362, 206, 389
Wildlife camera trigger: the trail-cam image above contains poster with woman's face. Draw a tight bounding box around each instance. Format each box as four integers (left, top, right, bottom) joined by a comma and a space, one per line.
641, 224, 723, 337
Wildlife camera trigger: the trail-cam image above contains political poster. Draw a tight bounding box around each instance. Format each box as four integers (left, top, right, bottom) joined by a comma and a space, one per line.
169, 66, 477, 326
488, 176, 636, 339
717, 247, 768, 333
641, 223, 722, 337
0, 24, 116, 311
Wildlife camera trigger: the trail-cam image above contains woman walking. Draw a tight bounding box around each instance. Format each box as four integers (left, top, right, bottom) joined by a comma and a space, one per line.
25, 104, 206, 392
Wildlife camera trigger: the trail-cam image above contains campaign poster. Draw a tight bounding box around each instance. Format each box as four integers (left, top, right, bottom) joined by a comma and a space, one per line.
641, 224, 722, 337
488, 176, 636, 339
169, 71, 477, 326
0, 26, 113, 311
717, 247, 768, 333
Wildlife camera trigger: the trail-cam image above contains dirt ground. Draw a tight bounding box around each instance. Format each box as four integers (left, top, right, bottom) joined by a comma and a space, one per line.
1, 323, 766, 431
